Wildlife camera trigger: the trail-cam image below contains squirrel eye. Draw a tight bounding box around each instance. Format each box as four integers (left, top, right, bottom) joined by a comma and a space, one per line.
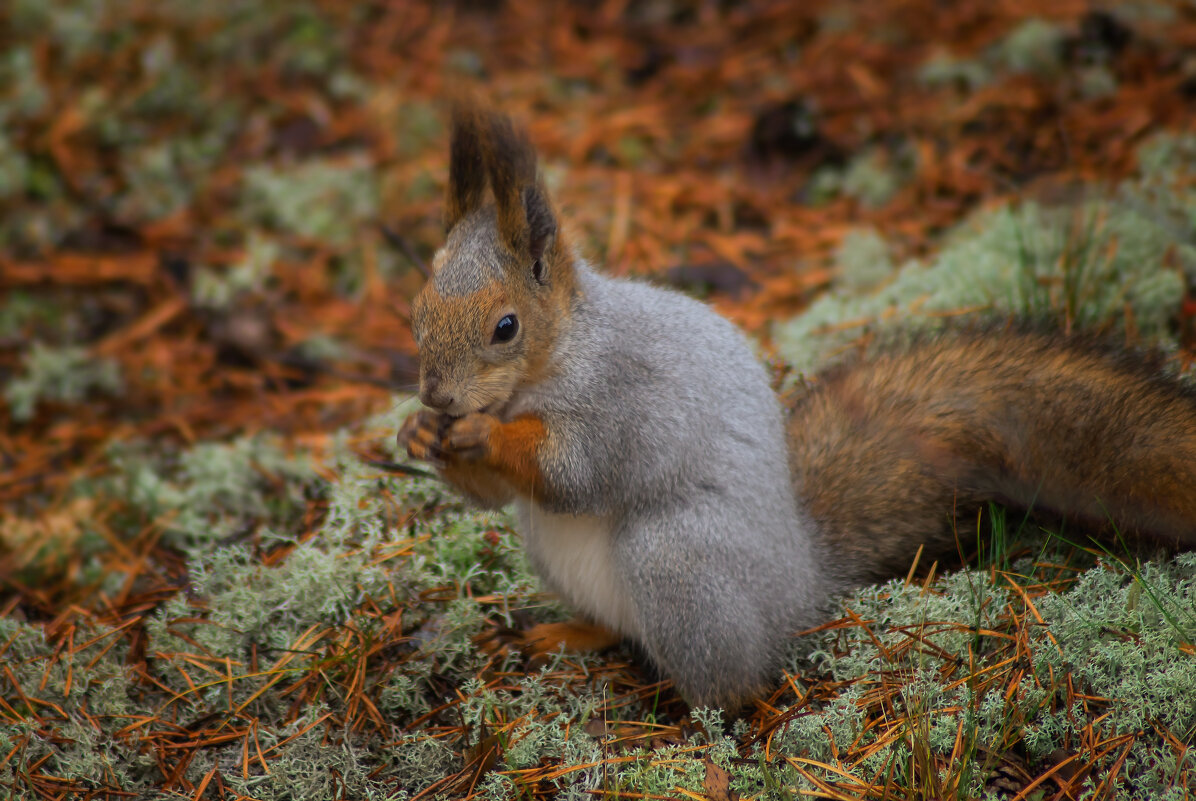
492, 314, 519, 344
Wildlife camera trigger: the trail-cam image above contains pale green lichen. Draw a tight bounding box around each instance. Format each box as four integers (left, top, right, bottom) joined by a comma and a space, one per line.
0, 292, 74, 340
295, 332, 349, 362
994, 18, 1066, 78
1, 0, 376, 251
841, 148, 903, 208
1077, 65, 1119, 99
395, 99, 445, 158
917, 50, 993, 91
834, 227, 894, 292
109, 432, 315, 551
774, 167, 1194, 375
0, 46, 50, 122
241, 157, 379, 245
0, 132, 30, 201
1106, 1, 1176, 23
923, 16, 1119, 95
114, 132, 228, 223
11, 157, 1196, 799
808, 143, 918, 210
4, 6, 1196, 789
1136, 131, 1196, 180
751, 129, 1196, 798
9, 0, 114, 63
2, 423, 552, 799
770, 551, 1196, 798
190, 231, 279, 309
4, 342, 123, 421
8, 452, 1196, 799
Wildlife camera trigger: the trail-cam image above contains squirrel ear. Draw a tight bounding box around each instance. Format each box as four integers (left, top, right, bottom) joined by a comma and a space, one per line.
524, 182, 557, 263
445, 105, 487, 232
483, 113, 551, 261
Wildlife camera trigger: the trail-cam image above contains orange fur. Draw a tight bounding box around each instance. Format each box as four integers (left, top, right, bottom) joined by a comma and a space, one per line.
483, 416, 547, 491
520, 620, 622, 659
439, 413, 549, 503
788, 328, 1196, 585
475, 618, 621, 669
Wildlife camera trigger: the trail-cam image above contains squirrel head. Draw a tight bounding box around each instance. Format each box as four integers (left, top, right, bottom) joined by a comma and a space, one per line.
410, 107, 576, 417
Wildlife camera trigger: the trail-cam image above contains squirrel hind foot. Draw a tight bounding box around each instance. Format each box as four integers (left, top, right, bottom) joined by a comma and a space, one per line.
475, 618, 622, 670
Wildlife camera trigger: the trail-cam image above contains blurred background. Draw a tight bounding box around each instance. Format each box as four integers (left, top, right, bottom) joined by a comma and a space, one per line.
4, 1, 1194, 471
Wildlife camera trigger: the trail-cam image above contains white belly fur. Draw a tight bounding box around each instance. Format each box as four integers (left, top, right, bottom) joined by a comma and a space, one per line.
514, 500, 639, 638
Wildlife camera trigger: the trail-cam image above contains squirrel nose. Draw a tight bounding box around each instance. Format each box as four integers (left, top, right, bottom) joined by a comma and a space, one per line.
421, 374, 454, 410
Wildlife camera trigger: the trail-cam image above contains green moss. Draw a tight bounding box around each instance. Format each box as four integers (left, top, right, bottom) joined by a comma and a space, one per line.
917, 50, 993, 91
191, 231, 279, 309
4, 342, 123, 421
834, 227, 893, 292
994, 18, 1065, 78
0, 292, 72, 340
0, 132, 30, 201
241, 158, 379, 245
0, 46, 50, 121
770, 551, 1196, 798
774, 193, 1190, 375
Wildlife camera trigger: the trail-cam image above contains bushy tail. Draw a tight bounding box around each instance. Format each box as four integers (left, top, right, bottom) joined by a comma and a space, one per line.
787, 326, 1196, 586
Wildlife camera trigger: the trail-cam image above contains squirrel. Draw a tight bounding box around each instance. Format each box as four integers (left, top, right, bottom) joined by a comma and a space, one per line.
397, 106, 1196, 710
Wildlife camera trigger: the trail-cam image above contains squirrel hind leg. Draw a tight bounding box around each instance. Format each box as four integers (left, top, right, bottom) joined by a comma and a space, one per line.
613, 510, 787, 711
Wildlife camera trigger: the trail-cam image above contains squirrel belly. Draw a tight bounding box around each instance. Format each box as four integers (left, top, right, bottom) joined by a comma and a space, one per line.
513, 503, 638, 637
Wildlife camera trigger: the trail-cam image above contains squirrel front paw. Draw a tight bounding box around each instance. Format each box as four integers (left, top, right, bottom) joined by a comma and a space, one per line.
397, 409, 449, 463
402, 409, 545, 500
398, 410, 500, 464
442, 412, 498, 461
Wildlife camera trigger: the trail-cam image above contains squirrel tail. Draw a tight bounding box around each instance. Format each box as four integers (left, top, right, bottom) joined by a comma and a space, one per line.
787, 326, 1196, 586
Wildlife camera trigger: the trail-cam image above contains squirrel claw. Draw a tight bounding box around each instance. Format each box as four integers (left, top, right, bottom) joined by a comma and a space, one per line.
398, 409, 449, 464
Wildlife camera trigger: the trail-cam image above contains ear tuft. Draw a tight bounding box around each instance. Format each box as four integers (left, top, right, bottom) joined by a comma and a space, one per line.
483, 112, 558, 266
524, 183, 557, 262
483, 113, 535, 253
447, 106, 561, 271
445, 104, 487, 232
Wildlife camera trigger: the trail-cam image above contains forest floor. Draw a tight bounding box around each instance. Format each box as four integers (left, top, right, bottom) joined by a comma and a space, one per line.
3, 1, 1196, 799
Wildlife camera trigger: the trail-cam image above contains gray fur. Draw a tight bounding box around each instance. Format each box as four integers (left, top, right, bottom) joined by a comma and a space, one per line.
433, 211, 505, 297
501, 263, 827, 708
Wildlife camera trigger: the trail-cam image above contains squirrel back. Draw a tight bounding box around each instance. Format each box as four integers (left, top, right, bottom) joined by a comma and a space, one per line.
400, 106, 1196, 711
